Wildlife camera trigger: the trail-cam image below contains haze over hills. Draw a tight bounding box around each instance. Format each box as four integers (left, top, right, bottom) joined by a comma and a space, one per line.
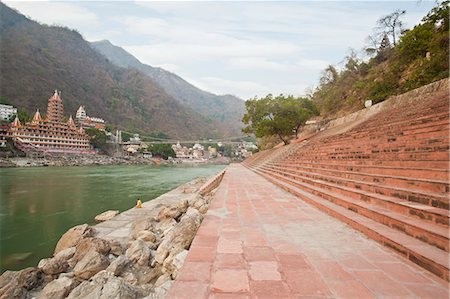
0, 3, 242, 139
90, 40, 245, 135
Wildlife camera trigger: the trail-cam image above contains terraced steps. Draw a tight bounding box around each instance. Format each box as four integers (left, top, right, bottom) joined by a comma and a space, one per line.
255, 170, 449, 281
244, 79, 449, 281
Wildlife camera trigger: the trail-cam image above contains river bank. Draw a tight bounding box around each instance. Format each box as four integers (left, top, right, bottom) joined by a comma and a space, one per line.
0, 155, 231, 168
0, 169, 226, 298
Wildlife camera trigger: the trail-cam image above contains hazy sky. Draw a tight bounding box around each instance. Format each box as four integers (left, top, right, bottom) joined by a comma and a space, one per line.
5, 1, 436, 99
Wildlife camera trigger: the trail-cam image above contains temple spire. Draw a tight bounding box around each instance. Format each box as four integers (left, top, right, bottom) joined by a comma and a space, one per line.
46, 89, 64, 123
67, 115, 76, 129
31, 109, 42, 125
11, 116, 21, 127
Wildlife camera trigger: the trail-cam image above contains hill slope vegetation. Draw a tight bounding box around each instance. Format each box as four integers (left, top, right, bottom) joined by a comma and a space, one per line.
90, 40, 245, 136
0, 3, 236, 139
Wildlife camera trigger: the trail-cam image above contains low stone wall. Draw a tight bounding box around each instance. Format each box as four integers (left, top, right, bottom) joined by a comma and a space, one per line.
0, 170, 227, 299
198, 169, 226, 196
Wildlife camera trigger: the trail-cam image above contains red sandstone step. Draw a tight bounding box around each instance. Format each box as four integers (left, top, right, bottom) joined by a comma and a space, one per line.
281, 158, 449, 170
290, 145, 450, 160
263, 163, 449, 210
258, 166, 450, 230
266, 161, 449, 195
253, 169, 450, 281
263, 171, 449, 251
326, 123, 450, 148
278, 161, 449, 181
324, 115, 449, 144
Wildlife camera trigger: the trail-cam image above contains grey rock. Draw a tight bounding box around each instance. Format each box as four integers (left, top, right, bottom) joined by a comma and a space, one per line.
0, 267, 43, 299
73, 250, 110, 280
38, 256, 68, 275
155, 208, 203, 264
95, 210, 119, 222
39, 276, 78, 299
126, 239, 152, 266
106, 255, 129, 276
54, 224, 95, 255
69, 237, 111, 268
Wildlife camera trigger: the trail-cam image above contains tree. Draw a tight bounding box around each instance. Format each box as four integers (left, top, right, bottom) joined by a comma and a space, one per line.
242, 94, 318, 145
147, 144, 175, 160
376, 9, 406, 46
85, 128, 108, 152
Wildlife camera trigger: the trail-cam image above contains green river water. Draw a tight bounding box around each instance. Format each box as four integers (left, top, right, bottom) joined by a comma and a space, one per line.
0, 164, 226, 273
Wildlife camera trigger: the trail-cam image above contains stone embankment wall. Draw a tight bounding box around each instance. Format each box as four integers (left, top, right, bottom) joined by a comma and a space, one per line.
0, 170, 226, 299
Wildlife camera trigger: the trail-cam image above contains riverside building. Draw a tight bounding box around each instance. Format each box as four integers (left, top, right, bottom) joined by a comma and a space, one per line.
8, 90, 94, 154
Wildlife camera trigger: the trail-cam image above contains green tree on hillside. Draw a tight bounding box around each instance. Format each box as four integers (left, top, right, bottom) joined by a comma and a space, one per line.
85, 128, 107, 152
147, 144, 175, 160
242, 95, 318, 145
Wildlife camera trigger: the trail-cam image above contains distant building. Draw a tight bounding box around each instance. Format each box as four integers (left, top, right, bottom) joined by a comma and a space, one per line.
75, 105, 106, 131
0, 104, 17, 121
7, 90, 93, 154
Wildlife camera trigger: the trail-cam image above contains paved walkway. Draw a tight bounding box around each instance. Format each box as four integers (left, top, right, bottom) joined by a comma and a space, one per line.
168, 164, 449, 298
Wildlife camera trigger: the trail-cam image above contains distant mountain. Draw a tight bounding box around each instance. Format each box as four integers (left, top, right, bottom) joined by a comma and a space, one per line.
91, 40, 245, 136
0, 3, 237, 139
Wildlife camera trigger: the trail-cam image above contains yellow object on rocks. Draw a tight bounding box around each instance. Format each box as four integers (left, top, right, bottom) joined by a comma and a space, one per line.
136, 199, 142, 208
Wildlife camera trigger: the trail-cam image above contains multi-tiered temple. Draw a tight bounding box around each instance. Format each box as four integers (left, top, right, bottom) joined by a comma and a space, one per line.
8, 90, 94, 154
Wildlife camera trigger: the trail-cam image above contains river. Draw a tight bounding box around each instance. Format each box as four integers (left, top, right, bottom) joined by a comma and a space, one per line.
0, 164, 226, 273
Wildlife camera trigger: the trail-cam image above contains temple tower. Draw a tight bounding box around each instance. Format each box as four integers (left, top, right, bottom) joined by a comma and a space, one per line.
46, 90, 64, 123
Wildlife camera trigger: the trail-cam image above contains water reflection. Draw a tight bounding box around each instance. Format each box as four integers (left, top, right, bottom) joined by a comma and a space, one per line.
0, 164, 225, 272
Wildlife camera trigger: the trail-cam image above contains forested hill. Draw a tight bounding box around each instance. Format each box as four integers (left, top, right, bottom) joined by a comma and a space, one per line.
91, 40, 245, 136
0, 3, 236, 139
312, 1, 449, 117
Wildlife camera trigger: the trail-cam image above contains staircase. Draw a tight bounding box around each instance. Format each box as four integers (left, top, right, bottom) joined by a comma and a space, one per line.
243, 79, 450, 281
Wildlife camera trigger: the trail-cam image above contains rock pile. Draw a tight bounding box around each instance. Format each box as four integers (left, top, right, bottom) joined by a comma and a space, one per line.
0, 193, 213, 299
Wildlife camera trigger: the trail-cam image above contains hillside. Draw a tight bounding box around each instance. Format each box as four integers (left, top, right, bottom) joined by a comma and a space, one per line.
312, 1, 449, 117
0, 3, 232, 139
90, 40, 245, 136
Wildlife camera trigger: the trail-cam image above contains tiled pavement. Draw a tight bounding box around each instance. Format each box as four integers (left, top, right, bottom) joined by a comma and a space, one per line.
167, 164, 449, 298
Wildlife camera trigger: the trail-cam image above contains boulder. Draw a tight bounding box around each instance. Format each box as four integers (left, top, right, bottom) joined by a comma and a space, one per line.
154, 218, 176, 235
162, 250, 188, 279
38, 256, 68, 275
155, 208, 203, 264
54, 224, 95, 255
39, 276, 78, 299
154, 274, 171, 287
69, 237, 111, 267
157, 206, 182, 221
54, 246, 76, 261
143, 280, 173, 299
73, 250, 110, 280
67, 271, 141, 299
134, 264, 162, 285
0, 267, 43, 299
186, 193, 203, 207
177, 199, 189, 214
136, 230, 156, 243
106, 255, 129, 276
130, 218, 154, 240
108, 239, 124, 256
125, 239, 152, 266
95, 210, 119, 222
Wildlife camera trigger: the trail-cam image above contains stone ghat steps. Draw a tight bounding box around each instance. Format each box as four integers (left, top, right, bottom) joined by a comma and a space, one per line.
326, 117, 449, 148
291, 126, 449, 158
254, 169, 450, 281
281, 159, 449, 181
336, 103, 448, 133
285, 158, 449, 170
258, 168, 449, 232
242, 149, 275, 167
262, 163, 449, 210
265, 161, 449, 195
355, 98, 448, 129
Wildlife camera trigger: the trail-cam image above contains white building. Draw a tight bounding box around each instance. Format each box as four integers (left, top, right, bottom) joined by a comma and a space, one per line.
0, 104, 17, 121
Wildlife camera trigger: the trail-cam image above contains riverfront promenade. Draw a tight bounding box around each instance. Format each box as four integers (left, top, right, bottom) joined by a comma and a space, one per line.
168, 164, 449, 298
